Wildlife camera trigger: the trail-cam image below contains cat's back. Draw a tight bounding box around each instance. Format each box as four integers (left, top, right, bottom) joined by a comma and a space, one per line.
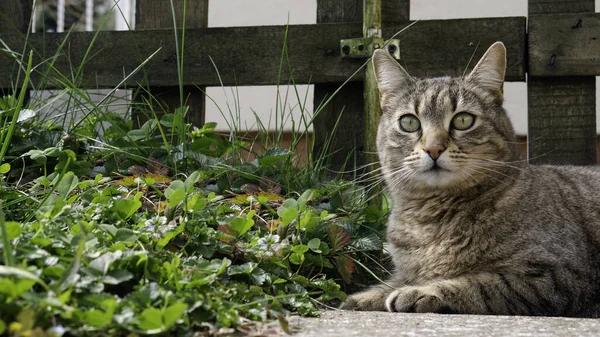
521, 164, 600, 211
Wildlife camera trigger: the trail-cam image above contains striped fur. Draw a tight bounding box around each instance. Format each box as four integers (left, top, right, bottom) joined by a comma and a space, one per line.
340, 42, 600, 317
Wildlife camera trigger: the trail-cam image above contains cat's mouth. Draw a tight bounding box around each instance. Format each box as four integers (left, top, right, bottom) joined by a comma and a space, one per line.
423, 163, 449, 173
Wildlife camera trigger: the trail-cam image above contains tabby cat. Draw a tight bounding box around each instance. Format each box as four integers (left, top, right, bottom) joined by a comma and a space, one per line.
340, 42, 600, 317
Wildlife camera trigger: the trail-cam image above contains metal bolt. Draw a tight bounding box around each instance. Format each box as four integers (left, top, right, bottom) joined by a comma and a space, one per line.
388, 44, 397, 54
342, 45, 351, 55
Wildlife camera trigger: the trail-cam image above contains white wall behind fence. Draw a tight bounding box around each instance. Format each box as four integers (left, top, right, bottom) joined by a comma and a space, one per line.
206, 0, 316, 132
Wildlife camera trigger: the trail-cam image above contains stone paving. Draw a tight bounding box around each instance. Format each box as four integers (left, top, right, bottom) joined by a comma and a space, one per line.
288, 310, 600, 336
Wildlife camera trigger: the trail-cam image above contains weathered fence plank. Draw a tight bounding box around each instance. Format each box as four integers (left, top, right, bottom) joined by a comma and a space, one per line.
527, 0, 596, 165
363, 0, 383, 169
314, 0, 411, 169
529, 0, 593, 14
136, 0, 207, 30
134, 0, 208, 126
0, 0, 31, 33
0, 18, 526, 88
314, 0, 368, 169
529, 13, 600, 76
0, 0, 31, 99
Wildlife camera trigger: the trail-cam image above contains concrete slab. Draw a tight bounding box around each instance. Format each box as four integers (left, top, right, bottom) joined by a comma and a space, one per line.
288, 310, 600, 337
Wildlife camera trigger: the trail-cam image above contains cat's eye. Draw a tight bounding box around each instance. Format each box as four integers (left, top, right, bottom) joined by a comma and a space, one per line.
451, 112, 475, 131
399, 115, 421, 133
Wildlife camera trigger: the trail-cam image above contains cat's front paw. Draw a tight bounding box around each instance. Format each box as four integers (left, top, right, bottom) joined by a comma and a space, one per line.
340, 287, 390, 311
385, 285, 451, 313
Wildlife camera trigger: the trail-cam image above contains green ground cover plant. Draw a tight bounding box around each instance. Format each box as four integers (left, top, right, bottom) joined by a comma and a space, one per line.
0, 4, 390, 336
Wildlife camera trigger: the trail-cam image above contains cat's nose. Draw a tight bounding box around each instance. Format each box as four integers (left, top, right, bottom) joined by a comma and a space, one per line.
423, 145, 446, 160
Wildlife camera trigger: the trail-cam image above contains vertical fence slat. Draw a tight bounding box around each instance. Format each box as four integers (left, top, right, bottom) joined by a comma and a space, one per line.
314, 0, 365, 170
0, 0, 31, 34
313, 0, 409, 170
0, 0, 31, 98
363, 0, 381, 167
134, 0, 208, 127
527, 0, 597, 165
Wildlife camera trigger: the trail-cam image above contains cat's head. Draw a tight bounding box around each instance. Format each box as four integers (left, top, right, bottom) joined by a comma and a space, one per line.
373, 42, 520, 192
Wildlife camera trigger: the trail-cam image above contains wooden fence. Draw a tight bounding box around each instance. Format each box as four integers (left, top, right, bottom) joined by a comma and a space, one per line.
0, 0, 597, 166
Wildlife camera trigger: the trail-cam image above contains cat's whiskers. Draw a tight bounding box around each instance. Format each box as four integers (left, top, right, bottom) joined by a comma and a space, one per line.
388, 167, 416, 193
463, 163, 519, 187
362, 167, 414, 204
474, 160, 535, 178
326, 161, 381, 175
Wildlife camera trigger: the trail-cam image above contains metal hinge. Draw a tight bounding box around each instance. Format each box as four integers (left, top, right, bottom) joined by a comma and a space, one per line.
340, 37, 400, 59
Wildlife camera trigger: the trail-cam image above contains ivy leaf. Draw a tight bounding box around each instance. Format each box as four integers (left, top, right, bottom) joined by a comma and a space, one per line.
165, 180, 186, 197
167, 188, 186, 208
98, 224, 117, 237
85, 309, 112, 327
291, 245, 309, 254
319, 242, 331, 255
89, 251, 123, 276
328, 225, 351, 253
25, 149, 46, 163
258, 148, 291, 168
156, 222, 185, 248
289, 252, 304, 265
280, 208, 299, 226
113, 198, 142, 220
137, 307, 163, 331
334, 254, 355, 284
3, 221, 21, 240
227, 262, 255, 276
103, 269, 133, 285
307, 238, 321, 253
299, 211, 319, 230
56, 172, 78, 198
42, 147, 61, 157
297, 189, 313, 210
311, 278, 347, 302
184, 171, 201, 190
350, 233, 383, 251
250, 268, 268, 285
163, 301, 187, 328
114, 228, 137, 243
185, 194, 207, 211
229, 212, 255, 237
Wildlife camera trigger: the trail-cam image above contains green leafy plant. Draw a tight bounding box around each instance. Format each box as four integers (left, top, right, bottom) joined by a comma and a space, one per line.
0, 2, 393, 336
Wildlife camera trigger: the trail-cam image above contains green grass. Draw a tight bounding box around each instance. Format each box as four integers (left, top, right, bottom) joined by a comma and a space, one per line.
0, 4, 391, 337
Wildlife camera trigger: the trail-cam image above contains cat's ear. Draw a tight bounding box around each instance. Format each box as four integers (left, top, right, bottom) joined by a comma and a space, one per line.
466, 42, 506, 96
372, 49, 414, 105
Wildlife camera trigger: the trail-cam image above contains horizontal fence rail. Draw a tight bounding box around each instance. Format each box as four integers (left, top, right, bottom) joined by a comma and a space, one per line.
529, 13, 600, 76
0, 17, 526, 89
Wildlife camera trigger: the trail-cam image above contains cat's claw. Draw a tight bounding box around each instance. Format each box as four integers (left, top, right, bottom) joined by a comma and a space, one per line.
339, 288, 390, 311
385, 286, 451, 313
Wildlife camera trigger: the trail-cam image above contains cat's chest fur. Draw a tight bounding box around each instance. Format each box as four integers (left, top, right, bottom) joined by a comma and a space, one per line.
387, 193, 501, 283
